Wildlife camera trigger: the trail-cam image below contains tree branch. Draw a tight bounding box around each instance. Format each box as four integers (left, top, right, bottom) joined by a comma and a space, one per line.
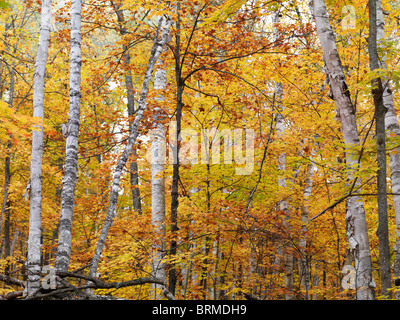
0, 273, 26, 287
0, 269, 176, 300
310, 192, 400, 221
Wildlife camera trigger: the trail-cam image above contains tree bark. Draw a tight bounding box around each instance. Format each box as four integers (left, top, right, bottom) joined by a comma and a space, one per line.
112, 0, 142, 214
276, 82, 294, 300
368, 0, 391, 298
55, 0, 82, 273
299, 158, 314, 300
151, 61, 167, 297
376, 0, 400, 299
89, 15, 172, 279
1, 65, 14, 277
312, 0, 375, 300
169, 3, 183, 296
26, 0, 52, 296
272, 9, 294, 300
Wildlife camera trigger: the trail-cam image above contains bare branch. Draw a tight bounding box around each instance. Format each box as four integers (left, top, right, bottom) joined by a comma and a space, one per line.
0, 273, 26, 287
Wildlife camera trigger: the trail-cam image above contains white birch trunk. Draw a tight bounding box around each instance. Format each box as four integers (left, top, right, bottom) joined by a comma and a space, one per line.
299, 158, 314, 299
151, 62, 167, 297
312, 0, 375, 299
276, 82, 294, 300
376, 0, 400, 298
273, 9, 294, 300
89, 16, 172, 279
26, 0, 52, 296
55, 0, 82, 273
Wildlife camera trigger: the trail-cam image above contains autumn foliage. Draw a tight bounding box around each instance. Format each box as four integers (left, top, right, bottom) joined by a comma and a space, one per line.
1, 0, 400, 300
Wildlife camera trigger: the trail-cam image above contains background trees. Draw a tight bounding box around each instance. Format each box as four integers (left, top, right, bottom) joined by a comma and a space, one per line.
1, 0, 400, 300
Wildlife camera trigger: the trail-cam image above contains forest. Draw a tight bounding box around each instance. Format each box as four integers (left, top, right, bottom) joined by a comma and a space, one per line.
0, 0, 400, 301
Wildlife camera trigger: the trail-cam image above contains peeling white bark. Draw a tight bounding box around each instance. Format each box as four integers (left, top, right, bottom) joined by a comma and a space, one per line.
55, 0, 82, 273
151, 62, 167, 297
27, 0, 52, 296
312, 0, 375, 300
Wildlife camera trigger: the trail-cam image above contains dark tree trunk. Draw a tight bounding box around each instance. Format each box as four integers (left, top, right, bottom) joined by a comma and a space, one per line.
168, 2, 183, 296
368, 0, 391, 298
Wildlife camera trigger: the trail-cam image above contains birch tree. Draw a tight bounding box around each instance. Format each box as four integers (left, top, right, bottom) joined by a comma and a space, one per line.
311, 0, 375, 300
273, 10, 294, 300
299, 158, 314, 299
150, 62, 167, 297
276, 81, 294, 300
26, 0, 52, 296
89, 15, 172, 279
55, 0, 82, 273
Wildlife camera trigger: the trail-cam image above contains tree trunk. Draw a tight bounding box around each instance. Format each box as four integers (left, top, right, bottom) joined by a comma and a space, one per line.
169, 3, 183, 296
276, 94, 294, 300
299, 158, 314, 300
0, 20, 15, 245
55, 0, 82, 273
10, 228, 19, 257
89, 15, 172, 279
200, 164, 212, 298
276, 83, 294, 300
368, 0, 391, 298
151, 61, 167, 297
26, 0, 52, 296
312, 0, 375, 300
3, 146, 11, 277
272, 9, 294, 300
1, 65, 14, 278
112, 1, 142, 214
376, 0, 400, 299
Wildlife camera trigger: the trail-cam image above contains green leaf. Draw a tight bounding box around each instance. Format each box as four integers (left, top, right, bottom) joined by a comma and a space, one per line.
0, 0, 10, 9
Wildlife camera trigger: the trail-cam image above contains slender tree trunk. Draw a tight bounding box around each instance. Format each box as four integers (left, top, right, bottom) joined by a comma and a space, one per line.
376, 0, 400, 299
168, 84, 182, 296
55, 0, 82, 273
299, 158, 314, 300
312, 0, 375, 299
368, 0, 391, 298
200, 164, 211, 298
272, 9, 294, 300
3, 146, 11, 277
10, 228, 19, 257
182, 221, 196, 299
0, 155, 9, 245
151, 60, 167, 297
169, 3, 183, 296
276, 81, 294, 300
218, 250, 227, 300
26, 0, 52, 296
112, 1, 142, 213
89, 16, 172, 279
2, 66, 14, 277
